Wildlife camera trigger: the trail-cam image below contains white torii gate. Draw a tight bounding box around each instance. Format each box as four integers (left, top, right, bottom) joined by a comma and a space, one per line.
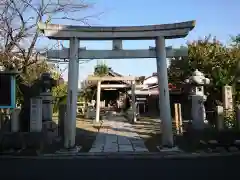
38, 20, 195, 149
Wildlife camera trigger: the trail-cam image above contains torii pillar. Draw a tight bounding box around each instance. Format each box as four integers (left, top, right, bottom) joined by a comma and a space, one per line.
156, 36, 172, 146
65, 38, 79, 148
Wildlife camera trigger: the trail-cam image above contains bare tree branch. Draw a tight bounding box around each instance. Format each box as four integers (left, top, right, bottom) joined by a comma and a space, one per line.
0, 0, 100, 79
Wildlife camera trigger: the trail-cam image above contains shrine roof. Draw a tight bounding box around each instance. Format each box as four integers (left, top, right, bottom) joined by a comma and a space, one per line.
85, 68, 131, 88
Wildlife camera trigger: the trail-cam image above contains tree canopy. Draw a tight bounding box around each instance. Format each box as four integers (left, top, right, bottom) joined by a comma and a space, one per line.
168, 35, 240, 104
0, 0, 98, 106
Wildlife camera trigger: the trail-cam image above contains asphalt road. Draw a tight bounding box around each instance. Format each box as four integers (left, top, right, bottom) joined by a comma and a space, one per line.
0, 154, 239, 180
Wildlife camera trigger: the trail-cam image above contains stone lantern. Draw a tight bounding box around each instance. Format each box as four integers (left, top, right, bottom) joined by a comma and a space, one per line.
185, 69, 210, 129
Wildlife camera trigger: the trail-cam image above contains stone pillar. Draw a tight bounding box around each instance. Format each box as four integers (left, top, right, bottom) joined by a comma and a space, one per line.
11, 108, 20, 132
30, 97, 42, 132
95, 80, 101, 123
131, 80, 137, 123
155, 36, 173, 147
65, 37, 79, 148
41, 92, 53, 121
223, 85, 233, 117
191, 95, 206, 129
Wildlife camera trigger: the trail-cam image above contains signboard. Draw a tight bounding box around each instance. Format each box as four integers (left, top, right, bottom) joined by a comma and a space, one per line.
0, 74, 16, 108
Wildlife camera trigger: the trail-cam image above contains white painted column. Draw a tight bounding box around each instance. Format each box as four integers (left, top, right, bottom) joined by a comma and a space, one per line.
155, 36, 173, 147
95, 80, 101, 123
131, 80, 137, 123
65, 37, 79, 148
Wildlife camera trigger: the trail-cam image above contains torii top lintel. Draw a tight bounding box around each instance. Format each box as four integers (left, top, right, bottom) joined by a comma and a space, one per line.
37, 20, 195, 40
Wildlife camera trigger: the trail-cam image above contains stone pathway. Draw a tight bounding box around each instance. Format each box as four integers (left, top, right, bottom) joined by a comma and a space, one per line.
89, 115, 148, 153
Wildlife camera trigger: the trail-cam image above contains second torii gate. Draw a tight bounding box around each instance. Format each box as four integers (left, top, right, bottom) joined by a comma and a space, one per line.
38, 20, 195, 149
86, 75, 145, 123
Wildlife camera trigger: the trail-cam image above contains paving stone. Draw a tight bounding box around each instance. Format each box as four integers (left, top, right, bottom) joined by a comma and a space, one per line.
199, 140, 207, 145
95, 135, 106, 141
119, 145, 134, 152
157, 146, 182, 152
132, 143, 146, 149
92, 144, 104, 149
104, 143, 118, 149
234, 140, 240, 145
208, 140, 218, 145
134, 147, 148, 152
131, 139, 145, 144
205, 148, 213, 153
215, 147, 227, 152
228, 146, 239, 152
103, 147, 118, 152
118, 137, 131, 145
89, 148, 103, 153
89, 116, 148, 153
106, 135, 118, 142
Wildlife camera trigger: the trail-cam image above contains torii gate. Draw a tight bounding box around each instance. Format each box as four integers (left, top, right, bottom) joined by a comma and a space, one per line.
38, 21, 195, 149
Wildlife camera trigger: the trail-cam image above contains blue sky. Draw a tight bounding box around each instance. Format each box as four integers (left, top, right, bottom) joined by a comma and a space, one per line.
41, 0, 240, 85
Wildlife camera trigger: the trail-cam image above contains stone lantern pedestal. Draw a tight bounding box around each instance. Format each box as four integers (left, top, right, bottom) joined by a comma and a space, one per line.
185, 69, 210, 130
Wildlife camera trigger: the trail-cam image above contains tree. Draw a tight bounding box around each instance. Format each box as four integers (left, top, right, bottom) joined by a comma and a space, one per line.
94, 62, 109, 76
79, 62, 110, 103
0, 0, 100, 106
0, 0, 98, 81
168, 35, 240, 104
16, 61, 51, 105
51, 70, 67, 112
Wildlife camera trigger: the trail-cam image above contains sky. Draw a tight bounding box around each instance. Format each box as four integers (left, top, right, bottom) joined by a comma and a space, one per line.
40, 0, 240, 87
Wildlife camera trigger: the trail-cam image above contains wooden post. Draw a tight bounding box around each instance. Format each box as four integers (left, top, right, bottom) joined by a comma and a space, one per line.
131, 80, 137, 123
95, 80, 101, 123
178, 104, 183, 134
174, 103, 183, 135
174, 103, 179, 134
216, 105, 224, 131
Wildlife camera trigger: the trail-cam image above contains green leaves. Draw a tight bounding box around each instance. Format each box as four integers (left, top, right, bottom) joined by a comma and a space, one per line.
94, 62, 109, 76
168, 35, 240, 103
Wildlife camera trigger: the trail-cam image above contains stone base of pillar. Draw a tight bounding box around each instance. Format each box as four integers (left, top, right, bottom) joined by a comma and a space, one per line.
157, 146, 182, 152
55, 146, 82, 155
